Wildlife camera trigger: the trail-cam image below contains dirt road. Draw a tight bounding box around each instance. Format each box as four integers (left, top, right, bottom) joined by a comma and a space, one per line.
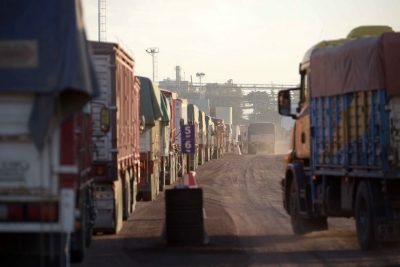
74, 153, 400, 267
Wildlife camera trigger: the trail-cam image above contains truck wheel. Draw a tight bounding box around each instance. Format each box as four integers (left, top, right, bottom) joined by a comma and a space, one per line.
290, 181, 308, 235
123, 172, 131, 220
70, 227, 86, 263
355, 181, 375, 250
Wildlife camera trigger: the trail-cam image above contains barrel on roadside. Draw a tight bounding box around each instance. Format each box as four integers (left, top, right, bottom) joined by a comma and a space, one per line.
165, 188, 204, 246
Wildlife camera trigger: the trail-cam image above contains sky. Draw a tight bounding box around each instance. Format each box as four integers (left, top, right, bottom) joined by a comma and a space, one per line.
81, 0, 400, 86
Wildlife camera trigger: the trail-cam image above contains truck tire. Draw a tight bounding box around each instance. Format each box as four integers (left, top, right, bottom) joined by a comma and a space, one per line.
289, 180, 328, 235
355, 181, 375, 250
123, 173, 131, 220
70, 227, 86, 263
290, 180, 308, 235
112, 178, 123, 234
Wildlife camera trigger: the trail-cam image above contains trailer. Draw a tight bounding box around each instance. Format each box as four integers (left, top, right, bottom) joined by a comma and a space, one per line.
278, 26, 400, 249
138, 77, 164, 201
160, 89, 179, 186
205, 116, 215, 162
0, 1, 99, 265
176, 98, 188, 177
198, 110, 206, 165
159, 92, 171, 191
188, 104, 200, 171
90, 42, 140, 233
212, 118, 226, 159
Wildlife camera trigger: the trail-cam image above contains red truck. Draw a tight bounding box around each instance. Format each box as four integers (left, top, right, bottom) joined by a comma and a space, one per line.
90, 42, 141, 233
0, 0, 99, 265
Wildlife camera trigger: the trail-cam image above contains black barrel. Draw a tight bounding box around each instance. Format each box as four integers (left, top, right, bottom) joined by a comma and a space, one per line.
165, 188, 204, 246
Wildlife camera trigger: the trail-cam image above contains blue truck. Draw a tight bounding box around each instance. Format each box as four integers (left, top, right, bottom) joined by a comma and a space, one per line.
278, 25, 400, 249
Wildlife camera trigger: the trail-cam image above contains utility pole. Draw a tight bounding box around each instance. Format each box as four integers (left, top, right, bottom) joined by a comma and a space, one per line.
196, 72, 205, 99
146, 47, 159, 83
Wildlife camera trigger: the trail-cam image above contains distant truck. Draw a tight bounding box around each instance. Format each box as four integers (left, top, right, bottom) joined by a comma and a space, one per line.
212, 118, 226, 159
90, 42, 140, 233
175, 98, 188, 177
0, 1, 99, 265
138, 77, 164, 201
160, 89, 179, 186
278, 26, 400, 249
188, 104, 200, 171
239, 125, 249, 151
248, 122, 275, 154
198, 110, 206, 165
205, 116, 215, 162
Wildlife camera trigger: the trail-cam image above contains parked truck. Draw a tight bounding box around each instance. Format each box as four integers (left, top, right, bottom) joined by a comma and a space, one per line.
278, 26, 400, 249
188, 104, 200, 171
205, 116, 215, 162
138, 77, 163, 201
198, 110, 206, 166
176, 98, 188, 177
90, 42, 140, 234
212, 118, 226, 159
0, 1, 99, 265
159, 92, 171, 191
160, 89, 179, 186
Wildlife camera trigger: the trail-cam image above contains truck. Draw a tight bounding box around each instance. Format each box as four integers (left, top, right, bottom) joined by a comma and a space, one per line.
277, 26, 400, 249
248, 122, 275, 155
205, 116, 215, 162
198, 110, 206, 166
231, 124, 241, 150
160, 89, 179, 186
90, 42, 140, 234
212, 118, 226, 159
159, 92, 172, 191
176, 98, 188, 177
225, 124, 232, 152
188, 104, 200, 171
239, 125, 249, 152
0, 0, 99, 265
138, 77, 163, 201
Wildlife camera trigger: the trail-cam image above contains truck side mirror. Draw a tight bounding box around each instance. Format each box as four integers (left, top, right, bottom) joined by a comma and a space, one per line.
278, 88, 300, 119
100, 107, 110, 133
140, 115, 145, 132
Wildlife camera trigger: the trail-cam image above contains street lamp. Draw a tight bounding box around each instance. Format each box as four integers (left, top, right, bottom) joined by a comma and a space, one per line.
146, 47, 159, 83
196, 72, 205, 99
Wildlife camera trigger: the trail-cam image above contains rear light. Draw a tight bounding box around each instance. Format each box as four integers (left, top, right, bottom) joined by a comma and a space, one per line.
0, 203, 58, 222
27, 203, 58, 222
96, 166, 105, 176
140, 161, 145, 168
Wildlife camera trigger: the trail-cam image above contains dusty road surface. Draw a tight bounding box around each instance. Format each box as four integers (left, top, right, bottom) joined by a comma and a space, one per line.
74, 153, 400, 267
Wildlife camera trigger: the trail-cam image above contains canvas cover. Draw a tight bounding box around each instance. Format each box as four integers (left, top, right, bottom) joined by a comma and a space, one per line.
138, 77, 163, 127
160, 93, 170, 122
0, 0, 100, 150
310, 32, 400, 98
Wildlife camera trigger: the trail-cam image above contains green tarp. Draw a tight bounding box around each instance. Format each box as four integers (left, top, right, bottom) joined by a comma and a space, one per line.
187, 104, 199, 124
138, 77, 163, 128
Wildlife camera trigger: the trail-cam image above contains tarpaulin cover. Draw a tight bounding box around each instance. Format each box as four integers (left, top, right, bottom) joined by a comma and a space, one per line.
188, 104, 199, 124
310, 32, 400, 98
0, 0, 100, 150
138, 77, 163, 127
160, 93, 170, 122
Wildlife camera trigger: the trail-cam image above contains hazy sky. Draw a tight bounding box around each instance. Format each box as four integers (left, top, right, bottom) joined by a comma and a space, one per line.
82, 0, 400, 85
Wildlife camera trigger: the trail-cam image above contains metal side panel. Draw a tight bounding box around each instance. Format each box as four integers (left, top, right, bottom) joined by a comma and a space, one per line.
0, 94, 60, 199
91, 55, 113, 162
